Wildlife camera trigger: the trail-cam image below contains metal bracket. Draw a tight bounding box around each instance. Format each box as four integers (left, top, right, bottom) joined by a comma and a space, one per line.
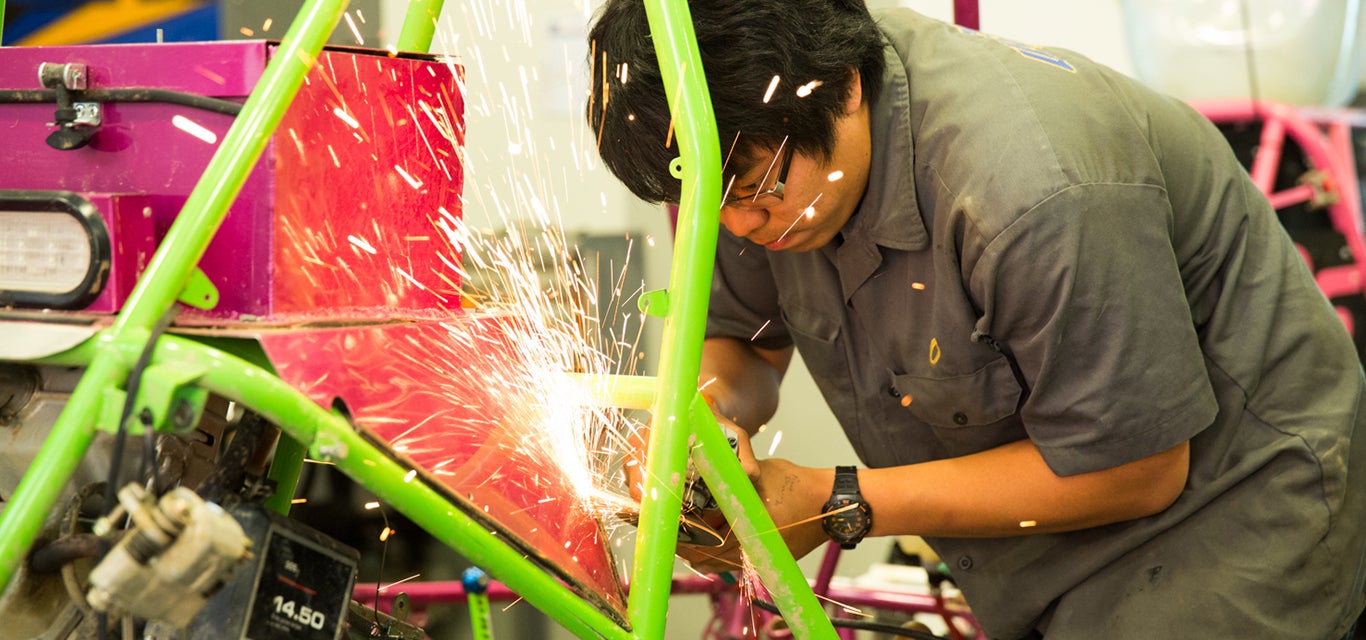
638, 289, 670, 318
178, 267, 220, 310
134, 361, 210, 435
72, 102, 101, 127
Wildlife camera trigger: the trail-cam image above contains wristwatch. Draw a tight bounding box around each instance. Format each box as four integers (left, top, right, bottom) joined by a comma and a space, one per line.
820, 466, 873, 549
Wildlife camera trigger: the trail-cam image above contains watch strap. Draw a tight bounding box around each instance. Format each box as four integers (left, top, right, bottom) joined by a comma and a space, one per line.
832, 465, 860, 496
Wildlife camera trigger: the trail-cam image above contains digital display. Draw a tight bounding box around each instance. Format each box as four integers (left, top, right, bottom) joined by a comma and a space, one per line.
244, 530, 354, 640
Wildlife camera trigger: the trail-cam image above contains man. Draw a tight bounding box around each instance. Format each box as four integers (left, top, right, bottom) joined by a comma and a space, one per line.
587, 1, 1366, 638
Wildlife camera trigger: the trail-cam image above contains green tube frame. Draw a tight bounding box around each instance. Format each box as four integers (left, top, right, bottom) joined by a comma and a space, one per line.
626, 0, 838, 637
397, 0, 445, 52
0, 0, 838, 637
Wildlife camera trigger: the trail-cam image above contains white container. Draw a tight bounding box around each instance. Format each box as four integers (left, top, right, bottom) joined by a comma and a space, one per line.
1122, 0, 1366, 106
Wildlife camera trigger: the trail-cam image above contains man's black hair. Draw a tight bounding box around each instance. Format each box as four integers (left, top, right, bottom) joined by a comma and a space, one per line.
587, 0, 886, 204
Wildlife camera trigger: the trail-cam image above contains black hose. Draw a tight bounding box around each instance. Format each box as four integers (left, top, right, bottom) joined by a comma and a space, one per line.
103, 307, 180, 525
29, 533, 104, 573
749, 598, 951, 640
0, 88, 242, 116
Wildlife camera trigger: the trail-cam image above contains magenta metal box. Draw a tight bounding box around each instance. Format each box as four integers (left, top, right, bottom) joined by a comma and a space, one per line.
0, 41, 466, 324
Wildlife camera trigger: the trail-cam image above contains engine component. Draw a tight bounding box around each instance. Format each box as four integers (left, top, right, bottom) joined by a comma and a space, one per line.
187, 502, 360, 640
87, 484, 251, 628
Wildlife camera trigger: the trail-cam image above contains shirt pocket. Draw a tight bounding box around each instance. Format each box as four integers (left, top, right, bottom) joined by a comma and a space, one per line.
890, 357, 1022, 430
780, 305, 867, 447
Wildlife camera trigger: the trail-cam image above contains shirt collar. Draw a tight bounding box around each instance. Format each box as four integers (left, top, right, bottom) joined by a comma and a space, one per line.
841, 46, 928, 252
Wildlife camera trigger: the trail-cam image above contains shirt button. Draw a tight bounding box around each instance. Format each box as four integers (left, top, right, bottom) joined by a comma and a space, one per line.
953, 412, 968, 425
957, 556, 974, 571
887, 385, 901, 398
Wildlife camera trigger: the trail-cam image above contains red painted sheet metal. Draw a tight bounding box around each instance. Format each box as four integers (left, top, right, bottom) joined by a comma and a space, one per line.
268, 47, 467, 321
256, 315, 627, 621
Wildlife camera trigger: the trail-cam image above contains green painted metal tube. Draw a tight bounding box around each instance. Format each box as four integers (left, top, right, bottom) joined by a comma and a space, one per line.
263, 434, 309, 514
49, 334, 632, 638
689, 396, 838, 638
559, 373, 658, 410
628, 1, 726, 637
0, 0, 350, 596
397, 0, 445, 53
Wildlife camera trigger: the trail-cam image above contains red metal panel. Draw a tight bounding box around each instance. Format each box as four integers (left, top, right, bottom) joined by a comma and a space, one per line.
257, 316, 627, 621
268, 47, 466, 321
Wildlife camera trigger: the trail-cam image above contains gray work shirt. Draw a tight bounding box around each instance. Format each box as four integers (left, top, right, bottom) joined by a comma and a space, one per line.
706, 9, 1366, 639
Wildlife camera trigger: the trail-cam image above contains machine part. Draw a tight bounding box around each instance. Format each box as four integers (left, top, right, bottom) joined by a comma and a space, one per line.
683, 426, 740, 513
135, 360, 211, 436
38, 62, 96, 150
345, 597, 424, 640
38, 62, 88, 91
86, 484, 252, 628
0, 484, 103, 639
72, 101, 101, 127
464, 567, 495, 640
0, 364, 39, 427
187, 502, 359, 640
0, 190, 111, 309
197, 411, 271, 505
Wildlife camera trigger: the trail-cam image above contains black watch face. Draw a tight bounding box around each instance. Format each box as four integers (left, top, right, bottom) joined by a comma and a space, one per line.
822, 498, 872, 543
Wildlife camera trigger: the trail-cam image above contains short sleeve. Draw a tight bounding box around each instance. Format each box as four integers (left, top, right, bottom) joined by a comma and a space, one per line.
706, 228, 792, 350
971, 182, 1219, 476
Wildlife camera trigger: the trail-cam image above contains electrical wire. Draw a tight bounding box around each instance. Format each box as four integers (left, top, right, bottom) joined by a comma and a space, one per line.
0, 88, 242, 116
103, 306, 180, 516
97, 307, 177, 640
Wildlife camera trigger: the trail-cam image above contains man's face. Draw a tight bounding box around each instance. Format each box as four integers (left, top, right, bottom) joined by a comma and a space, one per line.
717, 94, 871, 252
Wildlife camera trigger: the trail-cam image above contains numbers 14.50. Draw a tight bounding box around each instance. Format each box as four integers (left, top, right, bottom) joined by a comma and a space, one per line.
271, 595, 326, 630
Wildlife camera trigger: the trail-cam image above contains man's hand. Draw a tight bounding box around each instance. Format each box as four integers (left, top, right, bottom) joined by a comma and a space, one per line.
677, 453, 832, 574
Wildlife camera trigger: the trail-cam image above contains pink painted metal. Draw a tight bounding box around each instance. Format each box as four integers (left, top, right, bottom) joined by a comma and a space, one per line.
954, 0, 980, 30
82, 193, 158, 313
0, 41, 465, 323
1193, 100, 1366, 334
255, 316, 628, 622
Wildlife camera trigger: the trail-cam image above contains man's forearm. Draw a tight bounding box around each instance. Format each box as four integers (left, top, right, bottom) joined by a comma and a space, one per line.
698, 337, 792, 434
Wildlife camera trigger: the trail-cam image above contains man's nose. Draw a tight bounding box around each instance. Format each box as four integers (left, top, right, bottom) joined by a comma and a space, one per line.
719, 205, 767, 238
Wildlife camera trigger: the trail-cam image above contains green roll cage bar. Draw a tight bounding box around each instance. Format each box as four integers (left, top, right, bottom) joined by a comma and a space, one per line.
0, 0, 839, 637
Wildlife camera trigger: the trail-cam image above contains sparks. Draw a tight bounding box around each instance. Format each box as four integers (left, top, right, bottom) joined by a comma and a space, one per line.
796, 80, 823, 97
348, 234, 378, 254
766, 430, 783, 456
171, 115, 217, 144
395, 164, 424, 189
762, 75, 781, 104
333, 107, 361, 129
343, 11, 365, 45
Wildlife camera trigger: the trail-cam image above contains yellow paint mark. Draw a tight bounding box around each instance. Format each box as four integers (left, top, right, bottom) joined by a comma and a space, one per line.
928, 338, 941, 365
19, 0, 207, 46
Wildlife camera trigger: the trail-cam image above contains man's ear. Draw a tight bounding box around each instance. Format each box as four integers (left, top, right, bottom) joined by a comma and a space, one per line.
844, 68, 863, 114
